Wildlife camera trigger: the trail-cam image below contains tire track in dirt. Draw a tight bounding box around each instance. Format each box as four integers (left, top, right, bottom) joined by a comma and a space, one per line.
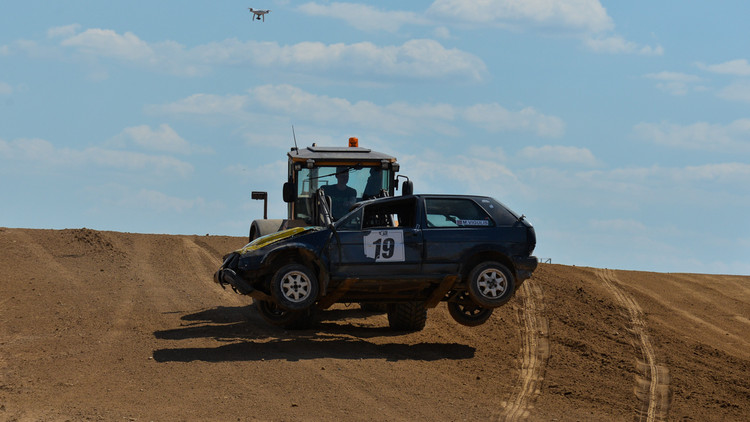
182, 237, 247, 307
496, 278, 550, 421
596, 268, 671, 421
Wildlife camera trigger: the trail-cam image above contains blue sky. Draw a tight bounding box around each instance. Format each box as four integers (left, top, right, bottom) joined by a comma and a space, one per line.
1, 1, 749, 275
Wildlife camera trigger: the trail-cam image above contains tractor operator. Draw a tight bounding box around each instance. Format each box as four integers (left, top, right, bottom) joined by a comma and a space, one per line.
322, 167, 357, 220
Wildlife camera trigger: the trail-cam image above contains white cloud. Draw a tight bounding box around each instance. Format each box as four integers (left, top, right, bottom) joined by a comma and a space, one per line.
248, 84, 458, 135
644, 72, 701, 83
27, 26, 486, 81
400, 147, 521, 197
297, 2, 432, 32
696, 59, 750, 76
116, 189, 210, 213
110, 124, 203, 154
585, 35, 663, 56
644, 71, 702, 95
433, 26, 452, 39
0, 81, 12, 95
224, 160, 287, 183
61, 28, 154, 61
717, 81, 750, 103
518, 145, 600, 166
146, 93, 248, 117
427, 1, 660, 56
428, 0, 613, 33
672, 162, 750, 184
590, 219, 647, 232
634, 119, 750, 153
47, 24, 81, 39
0, 137, 193, 177
149, 84, 563, 138
463, 103, 565, 137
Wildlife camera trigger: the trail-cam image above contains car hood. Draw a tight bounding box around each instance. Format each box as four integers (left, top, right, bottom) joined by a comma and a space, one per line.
237, 227, 317, 254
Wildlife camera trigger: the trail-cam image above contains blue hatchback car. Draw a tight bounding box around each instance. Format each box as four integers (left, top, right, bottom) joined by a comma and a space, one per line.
215, 194, 537, 331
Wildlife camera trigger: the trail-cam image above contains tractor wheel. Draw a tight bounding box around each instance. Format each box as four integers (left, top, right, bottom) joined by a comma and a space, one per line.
467, 261, 515, 308
270, 263, 319, 311
387, 302, 427, 332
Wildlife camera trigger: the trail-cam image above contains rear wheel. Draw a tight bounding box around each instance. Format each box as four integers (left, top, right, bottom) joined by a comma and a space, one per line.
359, 302, 387, 313
467, 262, 515, 308
270, 263, 319, 311
387, 302, 427, 332
447, 292, 493, 327
256, 300, 313, 329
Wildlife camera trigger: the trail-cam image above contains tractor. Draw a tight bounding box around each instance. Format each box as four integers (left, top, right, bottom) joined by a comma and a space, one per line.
248, 137, 412, 241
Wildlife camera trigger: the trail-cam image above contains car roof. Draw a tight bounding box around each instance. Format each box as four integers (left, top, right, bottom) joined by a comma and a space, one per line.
353, 194, 492, 208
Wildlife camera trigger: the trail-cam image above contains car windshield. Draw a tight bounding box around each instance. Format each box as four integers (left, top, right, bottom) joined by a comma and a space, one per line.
296, 166, 391, 221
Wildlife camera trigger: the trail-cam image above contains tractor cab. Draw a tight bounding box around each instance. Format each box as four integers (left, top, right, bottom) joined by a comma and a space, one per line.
249, 137, 411, 241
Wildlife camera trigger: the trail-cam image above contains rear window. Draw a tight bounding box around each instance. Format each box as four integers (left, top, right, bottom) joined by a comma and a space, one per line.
479, 197, 521, 226
424, 198, 494, 228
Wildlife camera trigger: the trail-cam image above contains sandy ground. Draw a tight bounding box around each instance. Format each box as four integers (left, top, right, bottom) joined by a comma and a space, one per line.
1, 227, 748, 421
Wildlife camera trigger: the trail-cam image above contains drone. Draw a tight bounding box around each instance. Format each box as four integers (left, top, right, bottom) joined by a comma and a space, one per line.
248, 8, 271, 22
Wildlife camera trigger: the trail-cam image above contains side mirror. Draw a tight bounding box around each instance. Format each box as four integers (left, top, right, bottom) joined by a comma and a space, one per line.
401, 180, 413, 196
282, 182, 297, 203
251, 191, 268, 219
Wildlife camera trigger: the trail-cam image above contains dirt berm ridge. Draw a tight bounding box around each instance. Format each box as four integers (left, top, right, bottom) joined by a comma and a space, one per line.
1, 227, 748, 421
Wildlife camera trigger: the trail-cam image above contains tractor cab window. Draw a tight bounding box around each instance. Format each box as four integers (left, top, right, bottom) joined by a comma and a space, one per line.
296, 166, 391, 221
424, 198, 495, 228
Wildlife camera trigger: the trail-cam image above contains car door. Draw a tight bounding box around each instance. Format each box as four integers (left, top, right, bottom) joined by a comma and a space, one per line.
329, 198, 423, 279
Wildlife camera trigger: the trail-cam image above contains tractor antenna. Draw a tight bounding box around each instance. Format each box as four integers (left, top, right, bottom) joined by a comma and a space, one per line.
292, 125, 299, 155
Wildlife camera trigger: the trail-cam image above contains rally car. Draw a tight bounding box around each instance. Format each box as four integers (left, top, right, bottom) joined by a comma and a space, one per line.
214, 194, 537, 331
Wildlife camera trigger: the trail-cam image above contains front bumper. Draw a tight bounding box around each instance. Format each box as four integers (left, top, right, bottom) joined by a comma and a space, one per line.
213, 252, 271, 299
214, 267, 254, 294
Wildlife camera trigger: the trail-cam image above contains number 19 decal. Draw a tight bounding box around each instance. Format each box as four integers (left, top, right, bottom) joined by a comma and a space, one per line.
364, 230, 405, 262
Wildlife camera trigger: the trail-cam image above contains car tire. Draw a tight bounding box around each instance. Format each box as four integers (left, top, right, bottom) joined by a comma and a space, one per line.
270, 263, 319, 311
256, 300, 313, 329
467, 261, 515, 308
447, 292, 493, 327
387, 302, 427, 331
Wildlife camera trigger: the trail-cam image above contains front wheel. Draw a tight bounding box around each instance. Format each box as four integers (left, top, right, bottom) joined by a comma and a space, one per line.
256, 300, 313, 329
467, 261, 515, 308
447, 292, 493, 327
270, 263, 320, 311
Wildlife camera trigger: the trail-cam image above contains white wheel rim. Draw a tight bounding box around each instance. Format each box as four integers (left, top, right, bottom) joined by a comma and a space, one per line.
280, 271, 312, 302
477, 268, 507, 298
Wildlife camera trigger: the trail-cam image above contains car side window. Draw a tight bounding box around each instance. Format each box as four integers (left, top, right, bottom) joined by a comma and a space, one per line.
336, 207, 363, 230
362, 198, 417, 229
425, 198, 495, 228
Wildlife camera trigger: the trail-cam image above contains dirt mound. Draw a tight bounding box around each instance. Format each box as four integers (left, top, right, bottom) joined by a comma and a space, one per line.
1, 227, 748, 421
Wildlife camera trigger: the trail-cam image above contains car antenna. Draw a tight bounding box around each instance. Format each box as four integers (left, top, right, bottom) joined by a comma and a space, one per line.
292, 125, 299, 155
